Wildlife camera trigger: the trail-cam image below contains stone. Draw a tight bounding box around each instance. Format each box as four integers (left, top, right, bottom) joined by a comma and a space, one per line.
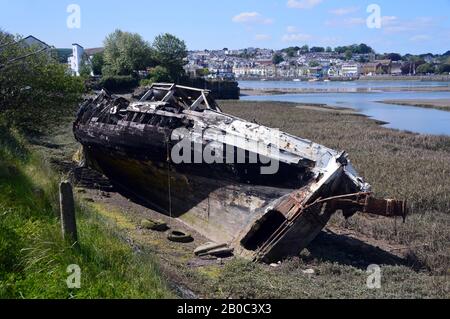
194, 242, 227, 256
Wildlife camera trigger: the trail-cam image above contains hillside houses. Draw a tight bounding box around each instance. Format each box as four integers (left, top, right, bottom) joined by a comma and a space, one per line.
185, 47, 411, 80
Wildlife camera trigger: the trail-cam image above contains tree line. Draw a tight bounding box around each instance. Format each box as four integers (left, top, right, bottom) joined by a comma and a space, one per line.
0, 29, 188, 134
88, 30, 188, 86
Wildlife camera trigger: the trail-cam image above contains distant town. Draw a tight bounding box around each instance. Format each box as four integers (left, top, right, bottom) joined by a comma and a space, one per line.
185, 45, 450, 81
21, 35, 450, 82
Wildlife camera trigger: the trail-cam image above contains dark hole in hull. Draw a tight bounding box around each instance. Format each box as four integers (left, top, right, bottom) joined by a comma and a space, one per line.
240, 210, 286, 251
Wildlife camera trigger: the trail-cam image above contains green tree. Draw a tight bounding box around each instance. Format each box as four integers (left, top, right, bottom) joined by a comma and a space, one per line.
103, 29, 153, 76
152, 33, 187, 81
416, 63, 435, 74
0, 31, 84, 132
272, 53, 284, 65
356, 43, 373, 54
386, 53, 403, 61
335, 43, 373, 55
438, 64, 450, 74
196, 68, 210, 77
147, 65, 172, 82
79, 56, 92, 77
326, 46, 333, 53
281, 46, 300, 57
91, 52, 104, 76
345, 50, 353, 60
310, 47, 325, 53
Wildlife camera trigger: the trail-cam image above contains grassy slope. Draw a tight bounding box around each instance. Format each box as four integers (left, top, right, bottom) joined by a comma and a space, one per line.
0, 127, 173, 299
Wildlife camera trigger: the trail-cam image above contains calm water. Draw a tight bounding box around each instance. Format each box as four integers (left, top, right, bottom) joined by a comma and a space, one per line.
239, 80, 450, 91
239, 81, 450, 136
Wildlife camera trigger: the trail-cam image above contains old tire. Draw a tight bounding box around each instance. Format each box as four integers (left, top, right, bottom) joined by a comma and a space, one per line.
167, 231, 193, 243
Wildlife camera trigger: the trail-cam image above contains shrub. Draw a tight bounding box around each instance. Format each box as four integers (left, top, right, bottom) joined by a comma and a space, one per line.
140, 79, 153, 87
99, 75, 139, 93
0, 31, 84, 133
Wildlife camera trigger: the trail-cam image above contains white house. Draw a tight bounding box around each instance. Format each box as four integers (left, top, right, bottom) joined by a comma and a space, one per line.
20, 35, 53, 58
67, 44, 104, 76
22, 35, 51, 50
340, 63, 360, 77
68, 43, 84, 76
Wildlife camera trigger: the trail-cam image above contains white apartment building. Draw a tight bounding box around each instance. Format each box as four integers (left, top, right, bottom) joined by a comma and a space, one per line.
68, 43, 84, 76
340, 64, 360, 77
233, 66, 275, 78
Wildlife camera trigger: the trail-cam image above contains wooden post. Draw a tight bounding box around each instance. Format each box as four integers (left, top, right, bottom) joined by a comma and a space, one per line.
59, 181, 78, 243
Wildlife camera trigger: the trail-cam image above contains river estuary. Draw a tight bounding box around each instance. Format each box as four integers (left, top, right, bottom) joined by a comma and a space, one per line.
239, 80, 450, 136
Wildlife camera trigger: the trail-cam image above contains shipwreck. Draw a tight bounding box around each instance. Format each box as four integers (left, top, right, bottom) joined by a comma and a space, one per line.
73, 83, 408, 262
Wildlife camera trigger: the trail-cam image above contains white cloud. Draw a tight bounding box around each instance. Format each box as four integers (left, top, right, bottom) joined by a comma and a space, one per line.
410, 34, 431, 42
255, 34, 272, 41
287, 0, 323, 9
382, 16, 439, 34
381, 16, 398, 26
232, 12, 273, 25
325, 17, 365, 27
286, 26, 298, 33
325, 15, 398, 28
320, 36, 342, 45
282, 33, 312, 42
329, 6, 359, 16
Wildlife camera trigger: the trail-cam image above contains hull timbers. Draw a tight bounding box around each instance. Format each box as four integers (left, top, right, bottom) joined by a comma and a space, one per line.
73, 83, 408, 262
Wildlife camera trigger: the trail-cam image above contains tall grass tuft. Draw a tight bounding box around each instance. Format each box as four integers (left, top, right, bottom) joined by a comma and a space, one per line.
0, 125, 173, 299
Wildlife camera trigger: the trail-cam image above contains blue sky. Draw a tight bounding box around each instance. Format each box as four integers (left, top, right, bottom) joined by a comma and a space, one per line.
1, 0, 449, 54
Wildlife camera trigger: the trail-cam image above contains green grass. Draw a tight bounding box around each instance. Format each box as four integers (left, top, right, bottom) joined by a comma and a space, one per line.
0, 126, 173, 299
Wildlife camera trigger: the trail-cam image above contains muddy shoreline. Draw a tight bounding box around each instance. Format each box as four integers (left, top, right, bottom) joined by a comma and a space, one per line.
377, 99, 450, 112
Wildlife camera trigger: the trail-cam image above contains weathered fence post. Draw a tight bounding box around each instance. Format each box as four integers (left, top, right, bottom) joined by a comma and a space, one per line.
59, 181, 78, 244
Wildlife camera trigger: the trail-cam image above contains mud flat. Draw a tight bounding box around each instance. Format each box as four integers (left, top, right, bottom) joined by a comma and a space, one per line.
378, 99, 450, 112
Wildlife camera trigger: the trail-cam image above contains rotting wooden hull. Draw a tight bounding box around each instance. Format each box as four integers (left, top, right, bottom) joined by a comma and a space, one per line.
82, 144, 293, 245
80, 142, 343, 262
73, 84, 408, 262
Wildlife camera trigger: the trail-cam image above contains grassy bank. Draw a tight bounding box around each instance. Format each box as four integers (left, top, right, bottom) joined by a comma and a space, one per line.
3, 100, 448, 299
378, 99, 450, 112
0, 126, 173, 299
